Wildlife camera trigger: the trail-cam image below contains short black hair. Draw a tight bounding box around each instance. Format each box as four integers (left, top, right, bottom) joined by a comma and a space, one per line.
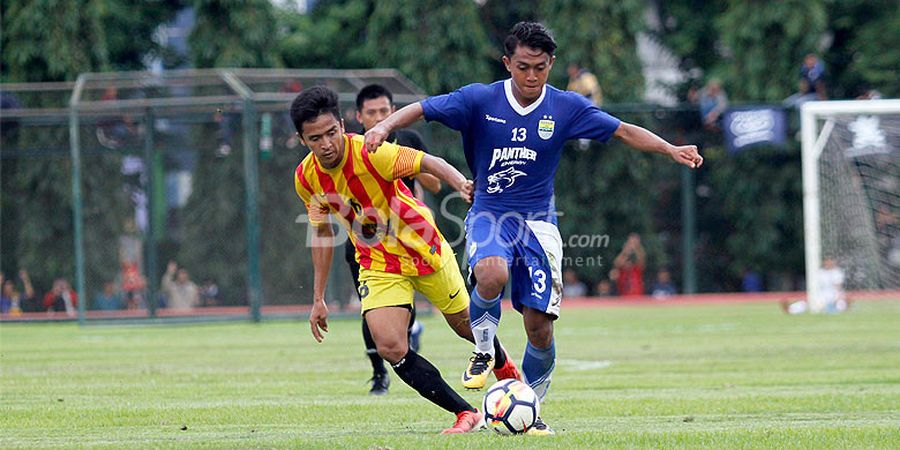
504, 21, 557, 58
356, 84, 393, 111
290, 86, 341, 135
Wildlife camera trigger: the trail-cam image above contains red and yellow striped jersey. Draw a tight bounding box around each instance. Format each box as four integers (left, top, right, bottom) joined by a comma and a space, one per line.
294, 134, 446, 276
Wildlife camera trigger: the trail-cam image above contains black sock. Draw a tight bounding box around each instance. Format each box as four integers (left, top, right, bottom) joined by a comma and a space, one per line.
406, 306, 417, 336
391, 349, 474, 414
362, 318, 386, 375
493, 336, 507, 367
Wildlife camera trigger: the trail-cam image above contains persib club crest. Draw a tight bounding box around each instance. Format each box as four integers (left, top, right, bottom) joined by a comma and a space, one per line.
538, 116, 555, 140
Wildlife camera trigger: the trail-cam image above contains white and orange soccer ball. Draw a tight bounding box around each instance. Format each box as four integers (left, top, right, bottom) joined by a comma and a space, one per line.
481, 379, 540, 434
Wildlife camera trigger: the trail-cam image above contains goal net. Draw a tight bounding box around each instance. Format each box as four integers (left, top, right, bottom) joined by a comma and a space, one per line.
801, 100, 900, 311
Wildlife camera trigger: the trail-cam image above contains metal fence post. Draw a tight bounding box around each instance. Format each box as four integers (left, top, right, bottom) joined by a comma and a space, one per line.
681, 166, 697, 294
242, 99, 262, 322
144, 108, 159, 318
69, 78, 86, 326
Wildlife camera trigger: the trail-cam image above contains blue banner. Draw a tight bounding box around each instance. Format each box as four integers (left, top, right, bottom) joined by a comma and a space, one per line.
722, 107, 787, 153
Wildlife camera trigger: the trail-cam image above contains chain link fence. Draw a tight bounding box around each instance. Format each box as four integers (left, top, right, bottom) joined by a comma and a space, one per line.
2, 70, 807, 323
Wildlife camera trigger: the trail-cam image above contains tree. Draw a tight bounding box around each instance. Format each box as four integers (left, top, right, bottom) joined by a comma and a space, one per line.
1, 0, 108, 82
1, 0, 180, 82
277, 0, 375, 70
1, 0, 180, 305
189, 0, 283, 68
365, 0, 494, 94
540, 0, 646, 102
823, 0, 900, 98
715, 1, 828, 102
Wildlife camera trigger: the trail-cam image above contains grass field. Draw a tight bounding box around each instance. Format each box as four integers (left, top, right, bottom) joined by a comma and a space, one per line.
2, 300, 899, 449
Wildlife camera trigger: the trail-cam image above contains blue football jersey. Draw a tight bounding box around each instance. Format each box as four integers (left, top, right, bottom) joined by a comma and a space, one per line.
421, 79, 621, 218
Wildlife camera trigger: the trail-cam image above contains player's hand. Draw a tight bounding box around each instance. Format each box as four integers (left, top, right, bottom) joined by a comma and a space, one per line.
668, 144, 703, 169
309, 301, 329, 343
457, 179, 474, 204
364, 124, 389, 153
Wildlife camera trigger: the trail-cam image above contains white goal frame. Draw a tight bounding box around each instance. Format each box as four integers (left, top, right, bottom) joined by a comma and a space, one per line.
801, 99, 900, 311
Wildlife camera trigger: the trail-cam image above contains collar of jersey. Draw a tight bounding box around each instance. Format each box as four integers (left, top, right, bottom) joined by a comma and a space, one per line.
315, 134, 350, 174
504, 79, 546, 116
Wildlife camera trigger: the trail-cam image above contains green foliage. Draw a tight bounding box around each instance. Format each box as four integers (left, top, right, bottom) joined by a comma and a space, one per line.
699, 145, 804, 289
650, 1, 727, 78
540, 0, 646, 102
1, 0, 108, 81
825, 0, 900, 98
364, 0, 494, 94
654, 0, 897, 101
1, 0, 179, 302
257, 113, 317, 305
97, 0, 183, 72
189, 0, 283, 68
277, 0, 374, 69
0, 0, 180, 82
715, 1, 828, 102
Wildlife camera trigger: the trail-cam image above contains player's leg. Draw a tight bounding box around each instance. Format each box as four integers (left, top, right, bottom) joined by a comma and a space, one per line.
408, 305, 423, 352
521, 307, 556, 400
348, 242, 389, 394
462, 212, 513, 387
413, 241, 519, 388
361, 269, 483, 434
513, 220, 564, 435
361, 318, 389, 395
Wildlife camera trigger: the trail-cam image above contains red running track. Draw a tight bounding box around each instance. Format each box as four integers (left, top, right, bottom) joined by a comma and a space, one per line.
3, 290, 897, 322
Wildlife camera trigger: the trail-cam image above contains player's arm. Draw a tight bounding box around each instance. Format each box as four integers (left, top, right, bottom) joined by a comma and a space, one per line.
364, 102, 424, 153
309, 221, 334, 343
406, 130, 441, 194
614, 122, 703, 169
414, 173, 441, 194
419, 154, 474, 203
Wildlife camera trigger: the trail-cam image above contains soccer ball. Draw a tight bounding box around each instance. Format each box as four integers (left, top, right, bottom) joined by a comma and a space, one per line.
482, 379, 540, 434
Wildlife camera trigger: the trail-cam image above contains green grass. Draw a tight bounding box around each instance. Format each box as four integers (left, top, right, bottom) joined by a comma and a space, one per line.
2, 300, 899, 449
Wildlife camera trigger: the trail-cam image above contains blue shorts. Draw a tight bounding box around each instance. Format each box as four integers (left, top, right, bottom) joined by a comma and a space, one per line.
464, 210, 563, 318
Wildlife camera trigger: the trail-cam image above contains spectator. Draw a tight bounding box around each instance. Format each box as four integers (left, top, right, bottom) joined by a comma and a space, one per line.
785, 53, 827, 106
741, 269, 763, 292
43, 278, 78, 317
650, 268, 677, 299
119, 223, 147, 310
566, 62, 603, 107
0, 91, 23, 142
1, 270, 34, 316
214, 109, 237, 157
781, 257, 849, 314
613, 233, 646, 297
160, 261, 199, 310
96, 86, 137, 149
567, 62, 603, 150
200, 279, 220, 307
562, 269, 588, 297
93, 282, 124, 311
594, 279, 614, 298
281, 80, 303, 149
697, 79, 728, 131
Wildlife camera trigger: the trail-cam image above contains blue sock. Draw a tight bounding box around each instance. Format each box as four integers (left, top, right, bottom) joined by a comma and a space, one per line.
469, 288, 501, 357
522, 340, 555, 401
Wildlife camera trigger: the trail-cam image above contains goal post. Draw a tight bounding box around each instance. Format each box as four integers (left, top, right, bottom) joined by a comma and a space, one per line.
801, 99, 900, 312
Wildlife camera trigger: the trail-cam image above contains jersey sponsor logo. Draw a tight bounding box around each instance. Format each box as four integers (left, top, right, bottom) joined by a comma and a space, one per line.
488, 146, 537, 170
485, 114, 507, 124
486, 167, 527, 194
538, 116, 555, 140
